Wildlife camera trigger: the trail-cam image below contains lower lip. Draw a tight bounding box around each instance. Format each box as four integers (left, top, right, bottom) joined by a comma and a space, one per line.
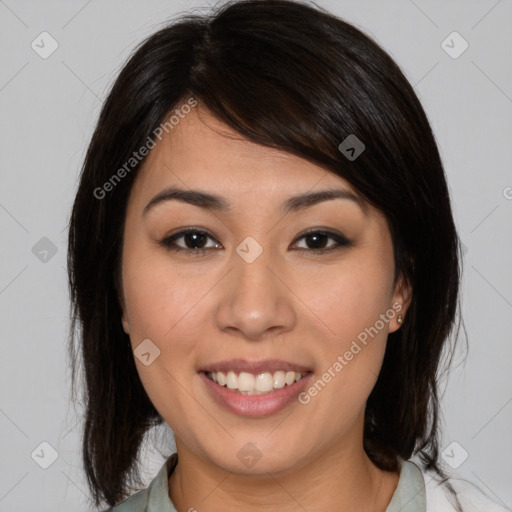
199, 371, 313, 417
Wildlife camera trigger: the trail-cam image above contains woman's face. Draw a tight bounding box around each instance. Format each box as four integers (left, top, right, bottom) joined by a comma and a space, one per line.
120, 104, 411, 475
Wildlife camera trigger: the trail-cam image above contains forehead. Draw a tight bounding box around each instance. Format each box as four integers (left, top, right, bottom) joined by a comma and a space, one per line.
129, 105, 369, 215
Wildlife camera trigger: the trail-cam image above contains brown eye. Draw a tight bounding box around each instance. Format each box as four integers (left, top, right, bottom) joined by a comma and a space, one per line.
160, 229, 221, 255
292, 229, 352, 254
159, 227, 352, 257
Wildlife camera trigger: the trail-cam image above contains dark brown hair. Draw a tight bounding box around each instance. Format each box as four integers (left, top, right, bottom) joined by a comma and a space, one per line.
67, 0, 465, 508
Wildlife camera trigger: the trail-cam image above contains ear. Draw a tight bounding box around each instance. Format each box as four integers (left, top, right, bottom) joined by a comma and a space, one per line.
117, 286, 130, 334
388, 275, 412, 333
121, 309, 130, 334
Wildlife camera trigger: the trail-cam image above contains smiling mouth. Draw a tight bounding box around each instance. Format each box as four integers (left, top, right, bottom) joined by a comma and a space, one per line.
202, 370, 310, 395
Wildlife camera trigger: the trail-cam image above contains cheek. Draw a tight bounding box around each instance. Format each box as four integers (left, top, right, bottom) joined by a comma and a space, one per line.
296, 252, 393, 405
300, 252, 394, 344
121, 251, 207, 424
122, 243, 204, 341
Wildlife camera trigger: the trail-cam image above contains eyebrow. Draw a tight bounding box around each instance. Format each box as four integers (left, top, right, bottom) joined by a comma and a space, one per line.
143, 185, 368, 216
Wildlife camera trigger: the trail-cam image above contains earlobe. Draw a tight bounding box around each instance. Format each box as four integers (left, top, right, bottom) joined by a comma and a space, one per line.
117, 283, 130, 334
122, 314, 130, 334
120, 299, 130, 334
390, 276, 412, 332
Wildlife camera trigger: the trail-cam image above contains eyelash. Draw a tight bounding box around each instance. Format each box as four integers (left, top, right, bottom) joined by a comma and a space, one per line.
158, 227, 352, 257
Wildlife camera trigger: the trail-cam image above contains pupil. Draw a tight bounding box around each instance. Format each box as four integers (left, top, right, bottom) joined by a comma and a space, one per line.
186, 232, 206, 249
308, 234, 326, 249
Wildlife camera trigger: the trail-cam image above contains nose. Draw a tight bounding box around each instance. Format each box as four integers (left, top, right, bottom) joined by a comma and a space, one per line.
215, 243, 297, 341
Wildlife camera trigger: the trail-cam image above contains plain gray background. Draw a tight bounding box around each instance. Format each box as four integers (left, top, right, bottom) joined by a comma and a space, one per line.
1, 0, 511, 510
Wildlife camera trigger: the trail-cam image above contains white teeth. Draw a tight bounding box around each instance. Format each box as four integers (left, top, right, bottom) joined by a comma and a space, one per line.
255, 372, 273, 392
206, 370, 306, 394
226, 371, 238, 390
238, 372, 255, 392
273, 371, 285, 389
217, 371, 226, 386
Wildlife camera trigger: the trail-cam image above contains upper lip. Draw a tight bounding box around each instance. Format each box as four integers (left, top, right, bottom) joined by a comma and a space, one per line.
199, 359, 313, 374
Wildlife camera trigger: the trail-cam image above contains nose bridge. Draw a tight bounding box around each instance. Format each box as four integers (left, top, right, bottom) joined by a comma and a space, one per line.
234, 234, 275, 297
215, 234, 296, 340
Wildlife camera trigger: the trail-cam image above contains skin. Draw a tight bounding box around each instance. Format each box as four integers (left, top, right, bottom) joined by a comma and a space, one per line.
120, 102, 412, 512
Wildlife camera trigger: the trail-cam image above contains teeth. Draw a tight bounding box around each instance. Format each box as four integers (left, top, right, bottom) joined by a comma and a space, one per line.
206, 370, 306, 394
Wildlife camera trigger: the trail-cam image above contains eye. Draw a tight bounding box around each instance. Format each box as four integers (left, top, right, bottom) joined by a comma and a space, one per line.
292, 228, 352, 255
159, 228, 221, 256
158, 227, 352, 256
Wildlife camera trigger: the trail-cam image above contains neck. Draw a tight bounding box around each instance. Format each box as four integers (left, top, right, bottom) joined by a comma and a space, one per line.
168, 435, 399, 512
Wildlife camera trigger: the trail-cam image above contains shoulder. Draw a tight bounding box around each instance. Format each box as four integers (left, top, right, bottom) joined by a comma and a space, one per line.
100, 453, 179, 512
101, 488, 150, 512
416, 461, 509, 512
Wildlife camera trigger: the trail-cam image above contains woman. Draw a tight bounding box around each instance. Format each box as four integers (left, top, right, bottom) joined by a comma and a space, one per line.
67, 1, 507, 511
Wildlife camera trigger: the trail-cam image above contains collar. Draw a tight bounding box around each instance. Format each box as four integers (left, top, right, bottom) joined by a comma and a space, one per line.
385, 458, 426, 512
